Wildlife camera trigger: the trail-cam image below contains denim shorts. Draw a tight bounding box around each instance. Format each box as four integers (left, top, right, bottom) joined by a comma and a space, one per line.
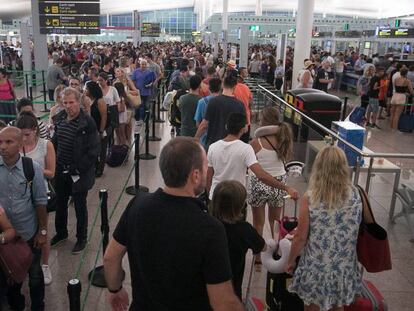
367, 97, 379, 114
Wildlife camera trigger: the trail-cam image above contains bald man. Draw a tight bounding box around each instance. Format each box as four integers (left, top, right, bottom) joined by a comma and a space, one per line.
0, 127, 48, 311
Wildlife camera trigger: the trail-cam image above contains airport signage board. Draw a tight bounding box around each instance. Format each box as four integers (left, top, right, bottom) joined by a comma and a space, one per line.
377, 28, 414, 38
38, 0, 100, 35
141, 23, 161, 37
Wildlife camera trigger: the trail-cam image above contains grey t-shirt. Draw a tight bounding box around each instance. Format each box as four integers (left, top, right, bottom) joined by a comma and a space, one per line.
179, 93, 201, 137
47, 64, 65, 90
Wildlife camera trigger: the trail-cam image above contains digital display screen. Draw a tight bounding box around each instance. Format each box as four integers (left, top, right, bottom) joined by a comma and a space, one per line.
364, 42, 371, 49
141, 23, 161, 37
38, 0, 100, 35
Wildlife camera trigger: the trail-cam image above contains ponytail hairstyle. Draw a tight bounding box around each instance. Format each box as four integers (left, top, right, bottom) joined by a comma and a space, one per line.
274, 122, 293, 164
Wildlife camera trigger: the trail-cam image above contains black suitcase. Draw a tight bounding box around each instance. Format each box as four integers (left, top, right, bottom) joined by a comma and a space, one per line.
106, 144, 129, 167
398, 106, 414, 133
266, 270, 304, 311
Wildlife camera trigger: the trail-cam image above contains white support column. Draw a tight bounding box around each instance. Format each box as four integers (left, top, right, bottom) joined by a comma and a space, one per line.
31, 0, 48, 80
239, 26, 249, 68
255, 0, 263, 16
292, 0, 315, 89
222, 0, 228, 62
20, 22, 32, 95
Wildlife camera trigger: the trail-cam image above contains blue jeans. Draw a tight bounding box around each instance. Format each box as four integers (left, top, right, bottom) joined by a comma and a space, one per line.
6, 238, 44, 311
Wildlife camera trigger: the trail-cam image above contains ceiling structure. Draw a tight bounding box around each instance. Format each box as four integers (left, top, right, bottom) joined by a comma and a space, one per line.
0, 0, 413, 21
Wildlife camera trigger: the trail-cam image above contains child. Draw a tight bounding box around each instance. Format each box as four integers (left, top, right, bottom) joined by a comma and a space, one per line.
210, 180, 265, 300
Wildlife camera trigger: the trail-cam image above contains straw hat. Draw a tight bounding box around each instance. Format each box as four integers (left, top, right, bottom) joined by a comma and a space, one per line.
227, 60, 237, 68
304, 60, 314, 69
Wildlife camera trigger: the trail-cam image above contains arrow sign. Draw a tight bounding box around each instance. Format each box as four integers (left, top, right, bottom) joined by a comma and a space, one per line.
44, 6, 50, 13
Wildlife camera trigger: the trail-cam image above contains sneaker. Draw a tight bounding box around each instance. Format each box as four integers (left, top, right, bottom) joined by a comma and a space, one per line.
72, 240, 87, 255
378, 116, 386, 120
366, 122, 372, 127
50, 234, 68, 247
42, 264, 53, 285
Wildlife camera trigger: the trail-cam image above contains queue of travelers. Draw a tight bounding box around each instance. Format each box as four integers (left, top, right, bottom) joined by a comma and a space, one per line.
0, 40, 404, 311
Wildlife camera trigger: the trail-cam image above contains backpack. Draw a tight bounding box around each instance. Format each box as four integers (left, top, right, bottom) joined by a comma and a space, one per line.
169, 95, 182, 128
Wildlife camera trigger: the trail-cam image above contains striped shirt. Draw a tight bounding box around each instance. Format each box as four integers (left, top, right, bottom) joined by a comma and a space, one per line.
56, 116, 80, 169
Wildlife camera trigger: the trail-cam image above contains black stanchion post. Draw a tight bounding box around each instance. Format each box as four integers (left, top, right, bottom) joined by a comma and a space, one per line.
148, 99, 161, 141
29, 85, 33, 101
25, 73, 29, 98
139, 109, 156, 160
41, 70, 49, 112
67, 279, 81, 311
155, 86, 165, 123
88, 189, 109, 288
126, 133, 149, 195
341, 97, 348, 121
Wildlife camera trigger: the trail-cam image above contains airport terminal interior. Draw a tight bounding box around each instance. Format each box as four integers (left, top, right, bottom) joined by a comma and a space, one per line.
1, 0, 414, 310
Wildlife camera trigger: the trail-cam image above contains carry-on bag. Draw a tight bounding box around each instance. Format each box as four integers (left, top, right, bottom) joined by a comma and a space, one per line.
266, 197, 303, 311
344, 280, 388, 311
106, 144, 129, 167
347, 106, 366, 125
0, 237, 33, 284
398, 105, 414, 133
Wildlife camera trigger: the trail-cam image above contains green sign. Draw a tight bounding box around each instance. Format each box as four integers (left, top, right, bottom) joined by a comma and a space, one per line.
249, 25, 260, 31
395, 19, 401, 27
344, 23, 349, 31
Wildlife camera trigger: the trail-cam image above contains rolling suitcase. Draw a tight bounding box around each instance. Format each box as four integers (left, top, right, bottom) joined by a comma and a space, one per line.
266, 200, 303, 311
398, 106, 414, 133
344, 280, 388, 311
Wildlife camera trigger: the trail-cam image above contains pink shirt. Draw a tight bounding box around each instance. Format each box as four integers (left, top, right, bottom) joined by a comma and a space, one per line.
0, 80, 14, 100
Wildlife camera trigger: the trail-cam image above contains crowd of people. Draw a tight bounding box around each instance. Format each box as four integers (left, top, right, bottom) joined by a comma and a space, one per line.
0, 39, 407, 311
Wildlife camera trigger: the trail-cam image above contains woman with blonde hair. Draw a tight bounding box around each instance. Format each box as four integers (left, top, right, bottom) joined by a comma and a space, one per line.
248, 106, 294, 243
286, 146, 363, 311
114, 67, 140, 145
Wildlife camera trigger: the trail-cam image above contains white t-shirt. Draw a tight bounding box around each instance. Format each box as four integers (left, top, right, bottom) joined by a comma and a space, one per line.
208, 139, 258, 199
103, 86, 120, 106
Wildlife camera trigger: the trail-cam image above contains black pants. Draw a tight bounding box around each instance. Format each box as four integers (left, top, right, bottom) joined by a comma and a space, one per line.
96, 135, 108, 174
55, 172, 88, 241
6, 238, 44, 311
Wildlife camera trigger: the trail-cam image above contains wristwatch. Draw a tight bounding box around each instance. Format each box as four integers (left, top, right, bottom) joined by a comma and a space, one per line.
40, 229, 47, 236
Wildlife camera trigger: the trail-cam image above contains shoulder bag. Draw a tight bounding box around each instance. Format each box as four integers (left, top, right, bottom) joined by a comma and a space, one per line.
356, 185, 392, 273
0, 237, 33, 284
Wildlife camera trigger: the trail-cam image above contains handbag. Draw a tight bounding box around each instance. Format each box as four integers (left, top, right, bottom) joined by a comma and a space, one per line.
0, 237, 33, 284
356, 185, 392, 273
126, 92, 141, 108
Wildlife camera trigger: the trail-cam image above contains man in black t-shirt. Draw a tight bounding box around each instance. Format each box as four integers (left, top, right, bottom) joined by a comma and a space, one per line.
195, 75, 246, 149
366, 67, 384, 128
313, 60, 334, 92
99, 57, 115, 85
104, 137, 244, 311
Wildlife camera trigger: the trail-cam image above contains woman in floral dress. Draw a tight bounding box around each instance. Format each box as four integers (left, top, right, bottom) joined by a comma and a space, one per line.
286, 146, 363, 311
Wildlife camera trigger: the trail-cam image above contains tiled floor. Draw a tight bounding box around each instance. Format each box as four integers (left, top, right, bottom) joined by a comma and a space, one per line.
3, 87, 414, 310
